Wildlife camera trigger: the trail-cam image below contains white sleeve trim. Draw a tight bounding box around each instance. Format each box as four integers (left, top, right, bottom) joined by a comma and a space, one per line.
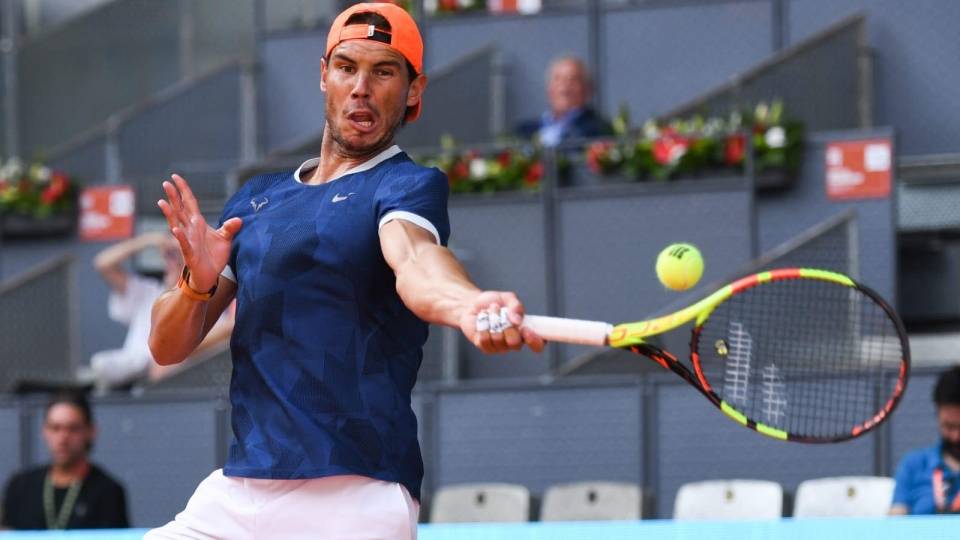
378, 211, 441, 245
221, 265, 237, 282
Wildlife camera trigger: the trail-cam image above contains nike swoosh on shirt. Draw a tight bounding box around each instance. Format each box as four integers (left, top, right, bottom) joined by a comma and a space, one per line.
332, 193, 355, 203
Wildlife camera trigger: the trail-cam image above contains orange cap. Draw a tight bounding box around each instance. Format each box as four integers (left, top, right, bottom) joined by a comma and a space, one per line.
326, 3, 425, 122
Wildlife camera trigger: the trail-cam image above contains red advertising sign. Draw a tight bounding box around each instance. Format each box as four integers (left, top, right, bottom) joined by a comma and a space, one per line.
79, 185, 135, 241
825, 138, 892, 200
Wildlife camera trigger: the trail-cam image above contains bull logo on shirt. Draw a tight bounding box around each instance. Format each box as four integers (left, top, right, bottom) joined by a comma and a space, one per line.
250, 197, 269, 212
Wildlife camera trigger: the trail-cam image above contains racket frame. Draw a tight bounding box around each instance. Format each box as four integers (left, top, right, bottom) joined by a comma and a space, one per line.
526, 268, 910, 443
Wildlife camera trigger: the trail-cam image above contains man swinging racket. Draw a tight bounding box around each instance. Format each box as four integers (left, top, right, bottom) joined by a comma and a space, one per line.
145, 3, 543, 539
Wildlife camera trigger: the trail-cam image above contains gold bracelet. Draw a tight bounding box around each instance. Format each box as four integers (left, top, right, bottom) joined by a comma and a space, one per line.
177, 266, 217, 301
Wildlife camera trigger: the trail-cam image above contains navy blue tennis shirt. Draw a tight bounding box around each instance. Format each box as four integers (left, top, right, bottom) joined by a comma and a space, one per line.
216, 146, 449, 500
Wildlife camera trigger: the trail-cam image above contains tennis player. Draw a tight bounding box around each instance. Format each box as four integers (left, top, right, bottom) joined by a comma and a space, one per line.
145, 3, 543, 539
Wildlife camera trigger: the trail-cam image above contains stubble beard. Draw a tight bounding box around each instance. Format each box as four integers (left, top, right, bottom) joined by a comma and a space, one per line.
326, 105, 404, 160
944, 439, 960, 461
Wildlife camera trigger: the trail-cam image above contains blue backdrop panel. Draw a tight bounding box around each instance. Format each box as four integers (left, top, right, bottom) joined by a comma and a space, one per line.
259, 31, 328, 154
0, 405, 21, 494
602, 2, 773, 124
888, 370, 939, 475
447, 195, 550, 378
654, 379, 877, 518
425, 14, 590, 130
788, 0, 960, 155
434, 384, 643, 497
30, 399, 220, 528
756, 129, 896, 303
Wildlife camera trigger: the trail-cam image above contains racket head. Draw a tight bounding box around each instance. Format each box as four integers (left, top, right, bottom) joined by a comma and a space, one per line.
689, 268, 909, 443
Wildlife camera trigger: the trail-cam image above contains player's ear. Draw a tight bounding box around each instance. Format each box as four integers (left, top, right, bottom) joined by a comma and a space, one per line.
320, 57, 329, 92
406, 73, 427, 109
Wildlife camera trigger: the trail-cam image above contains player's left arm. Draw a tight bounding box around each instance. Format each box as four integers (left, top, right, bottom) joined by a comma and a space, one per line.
380, 219, 544, 354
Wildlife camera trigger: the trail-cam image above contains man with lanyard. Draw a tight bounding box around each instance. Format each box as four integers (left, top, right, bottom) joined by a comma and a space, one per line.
891, 365, 960, 514
1, 392, 129, 530
145, 3, 544, 539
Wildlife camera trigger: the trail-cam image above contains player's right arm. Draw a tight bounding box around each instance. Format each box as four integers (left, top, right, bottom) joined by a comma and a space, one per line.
148, 174, 242, 366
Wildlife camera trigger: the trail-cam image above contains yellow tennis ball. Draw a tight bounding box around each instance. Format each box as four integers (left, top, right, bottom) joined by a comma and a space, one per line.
656, 243, 704, 291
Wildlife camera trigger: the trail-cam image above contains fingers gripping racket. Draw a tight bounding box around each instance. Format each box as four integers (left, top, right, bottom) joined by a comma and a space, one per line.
523, 268, 910, 443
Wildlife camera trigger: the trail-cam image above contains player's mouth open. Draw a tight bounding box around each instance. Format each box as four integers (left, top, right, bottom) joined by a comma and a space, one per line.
347, 111, 377, 132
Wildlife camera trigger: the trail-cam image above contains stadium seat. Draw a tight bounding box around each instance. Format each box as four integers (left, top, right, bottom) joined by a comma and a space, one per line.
793, 476, 895, 517
429, 483, 531, 523
540, 481, 642, 521
673, 480, 783, 520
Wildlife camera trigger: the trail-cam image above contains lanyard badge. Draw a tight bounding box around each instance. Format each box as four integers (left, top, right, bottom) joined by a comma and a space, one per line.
932, 467, 960, 513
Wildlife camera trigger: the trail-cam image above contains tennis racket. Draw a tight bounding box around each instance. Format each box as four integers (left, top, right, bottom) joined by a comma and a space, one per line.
522, 268, 909, 443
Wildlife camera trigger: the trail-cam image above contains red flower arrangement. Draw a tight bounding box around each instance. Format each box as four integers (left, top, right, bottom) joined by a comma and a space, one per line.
0, 158, 78, 218
419, 142, 543, 195
585, 100, 804, 182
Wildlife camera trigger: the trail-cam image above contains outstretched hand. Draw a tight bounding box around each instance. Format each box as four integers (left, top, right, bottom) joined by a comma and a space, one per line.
460, 290, 545, 354
157, 174, 242, 291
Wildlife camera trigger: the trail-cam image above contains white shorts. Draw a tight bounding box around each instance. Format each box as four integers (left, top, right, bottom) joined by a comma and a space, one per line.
144, 470, 419, 540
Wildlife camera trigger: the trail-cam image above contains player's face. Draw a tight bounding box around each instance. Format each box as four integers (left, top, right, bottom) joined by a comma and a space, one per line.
43, 404, 94, 467
321, 40, 425, 158
547, 59, 589, 117
939, 404, 960, 450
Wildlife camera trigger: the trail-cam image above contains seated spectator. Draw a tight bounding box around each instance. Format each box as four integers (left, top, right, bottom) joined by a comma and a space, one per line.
890, 365, 960, 515
515, 56, 612, 147
83, 231, 233, 391
1, 392, 128, 530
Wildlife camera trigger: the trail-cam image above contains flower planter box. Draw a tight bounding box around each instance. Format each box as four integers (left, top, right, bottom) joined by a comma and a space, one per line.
0, 210, 77, 239
754, 166, 797, 191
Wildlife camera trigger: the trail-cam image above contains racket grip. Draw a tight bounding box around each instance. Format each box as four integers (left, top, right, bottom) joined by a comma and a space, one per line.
521, 315, 612, 347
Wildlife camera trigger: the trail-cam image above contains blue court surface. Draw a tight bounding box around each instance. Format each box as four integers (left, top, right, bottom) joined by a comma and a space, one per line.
0, 516, 956, 539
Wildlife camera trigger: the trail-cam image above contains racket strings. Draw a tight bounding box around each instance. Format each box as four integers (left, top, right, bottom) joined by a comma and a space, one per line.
695, 278, 905, 440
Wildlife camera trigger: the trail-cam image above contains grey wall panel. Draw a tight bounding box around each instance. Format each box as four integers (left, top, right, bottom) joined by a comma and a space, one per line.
118, 67, 242, 181
602, 2, 773, 125
434, 385, 643, 497
667, 16, 862, 133
47, 136, 107, 184
426, 14, 590, 131
654, 379, 877, 518
0, 241, 127, 371
448, 196, 550, 378
0, 260, 73, 390
556, 180, 753, 364
260, 31, 328, 153
788, 0, 960, 155
0, 405, 21, 491
19, 0, 181, 156
30, 0, 112, 31
188, 0, 255, 75
396, 49, 496, 147
889, 370, 939, 475
29, 400, 220, 528
899, 241, 960, 322
757, 129, 896, 303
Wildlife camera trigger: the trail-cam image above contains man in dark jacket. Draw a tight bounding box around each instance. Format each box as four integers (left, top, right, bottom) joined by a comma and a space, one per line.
515, 56, 612, 146
1, 392, 128, 530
